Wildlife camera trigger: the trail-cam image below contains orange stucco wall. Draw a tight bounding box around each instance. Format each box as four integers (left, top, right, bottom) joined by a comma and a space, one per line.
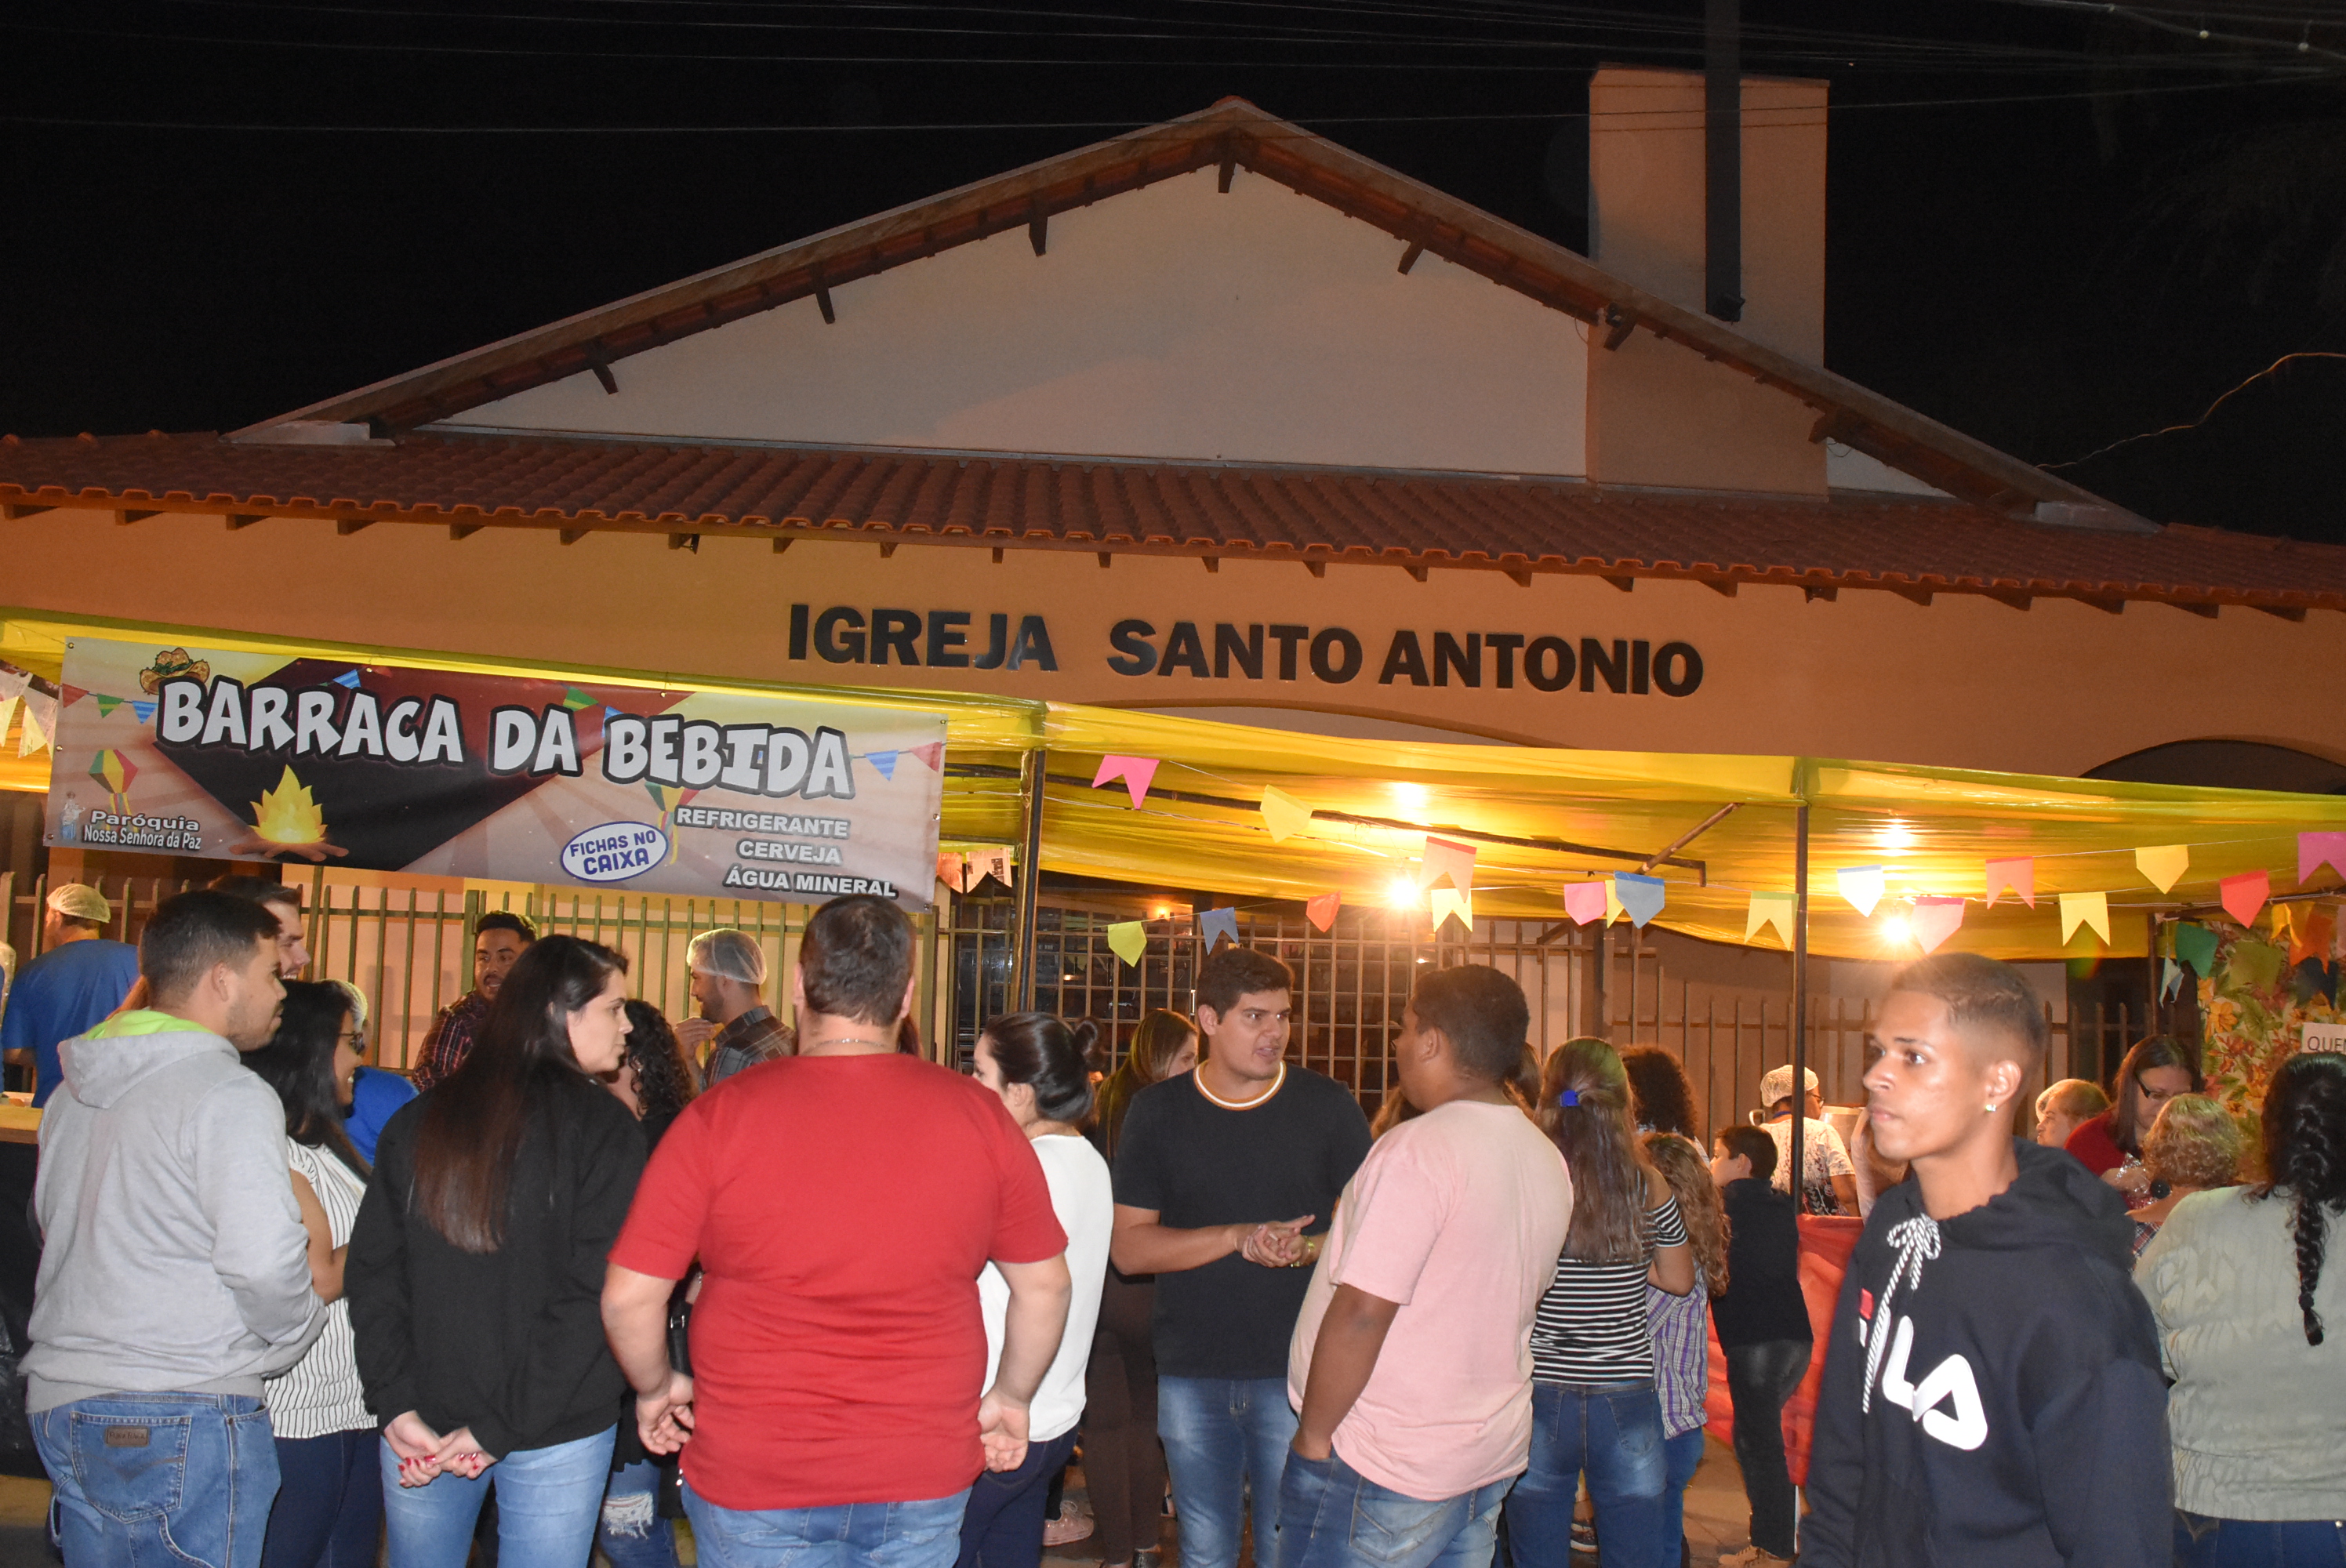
5, 509, 2338, 779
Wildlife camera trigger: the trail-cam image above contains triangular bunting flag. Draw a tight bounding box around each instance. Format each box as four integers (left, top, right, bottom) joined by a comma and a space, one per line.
975, 848, 1012, 889
1106, 920, 1147, 967
1422, 836, 1476, 895
93, 695, 122, 717
1985, 856, 2036, 909
560, 685, 593, 710
2174, 921, 2218, 978
2221, 869, 2271, 928
2301, 833, 2346, 887
937, 852, 969, 893
58, 685, 85, 707
1606, 880, 1625, 925
910, 742, 945, 771
2136, 844, 2190, 894
18, 692, 55, 757
1260, 786, 1313, 844
1091, 754, 1160, 808
1197, 907, 1240, 951
2163, 958, 2184, 1002
2059, 891, 2111, 946
2286, 904, 2335, 967
1564, 880, 1609, 926
129, 701, 154, 724
0, 698, 16, 749
332, 669, 364, 690
1911, 896, 1966, 954
1744, 891, 1795, 946
1306, 892, 1341, 933
1430, 887, 1473, 933
866, 750, 899, 781
1838, 866, 1886, 918
0, 670, 25, 704
1614, 873, 1666, 928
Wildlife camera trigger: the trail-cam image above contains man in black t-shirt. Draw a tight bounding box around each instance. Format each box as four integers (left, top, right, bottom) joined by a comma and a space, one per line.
1111, 946, 1371, 1568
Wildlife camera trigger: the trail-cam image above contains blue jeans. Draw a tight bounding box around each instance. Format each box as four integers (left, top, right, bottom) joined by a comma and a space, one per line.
2176, 1514, 2346, 1567
265, 1428, 383, 1568
1658, 1428, 1704, 1563
1273, 1448, 1512, 1568
35, 1392, 280, 1568
1158, 1376, 1299, 1568
953, 1427, 1078, 1568
683, 1482, 971, 1568
600, 1458, 681, 1568
379, 1425, 615, 1568
1505, 1382, 1668, 1568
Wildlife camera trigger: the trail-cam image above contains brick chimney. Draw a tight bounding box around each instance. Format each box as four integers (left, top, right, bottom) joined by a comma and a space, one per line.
1584, 67, 1828, 495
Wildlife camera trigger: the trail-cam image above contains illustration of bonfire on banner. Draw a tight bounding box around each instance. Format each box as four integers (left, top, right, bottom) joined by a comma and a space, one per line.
45, 639, 947, 905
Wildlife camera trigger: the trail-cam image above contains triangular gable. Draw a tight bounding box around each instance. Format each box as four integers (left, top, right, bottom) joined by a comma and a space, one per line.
244, 98, 2119, 517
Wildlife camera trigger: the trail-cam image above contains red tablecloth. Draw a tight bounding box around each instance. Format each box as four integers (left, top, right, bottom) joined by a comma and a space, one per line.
1702, 1214, 1861, 1485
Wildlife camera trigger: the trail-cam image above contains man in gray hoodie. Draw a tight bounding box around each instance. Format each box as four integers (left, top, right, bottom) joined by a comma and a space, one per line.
27, 890, 325, 1568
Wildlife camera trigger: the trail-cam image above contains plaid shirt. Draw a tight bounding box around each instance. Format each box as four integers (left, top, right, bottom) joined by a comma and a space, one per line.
412, 989, 490, 1091
1646, 1275, 1712, 1439
703, 1005, 794, 1086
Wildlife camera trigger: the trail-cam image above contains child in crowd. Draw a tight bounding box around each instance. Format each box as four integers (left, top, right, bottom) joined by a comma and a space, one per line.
1279, 965, 1572, 1568
1708, 1126, 1810, 1568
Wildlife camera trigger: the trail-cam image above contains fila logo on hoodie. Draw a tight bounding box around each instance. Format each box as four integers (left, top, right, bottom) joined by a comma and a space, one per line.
1854, 1215, 1990, 1453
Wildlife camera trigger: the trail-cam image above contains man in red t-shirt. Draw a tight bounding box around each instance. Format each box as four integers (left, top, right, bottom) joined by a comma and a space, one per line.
603, 895, 1071, 1568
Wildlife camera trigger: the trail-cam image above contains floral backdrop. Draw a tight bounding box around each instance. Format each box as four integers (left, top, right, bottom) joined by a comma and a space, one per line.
2196, 903, 2341, 1110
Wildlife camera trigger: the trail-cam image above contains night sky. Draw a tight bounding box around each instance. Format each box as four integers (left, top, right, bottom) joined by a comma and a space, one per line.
4, 1, 2341, 537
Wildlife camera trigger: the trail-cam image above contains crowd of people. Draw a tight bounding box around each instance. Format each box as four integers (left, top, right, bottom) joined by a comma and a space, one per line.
13, 883, 2346, 1568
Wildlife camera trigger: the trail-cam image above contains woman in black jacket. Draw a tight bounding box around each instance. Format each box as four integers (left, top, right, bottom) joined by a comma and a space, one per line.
348, 935, 646, 1568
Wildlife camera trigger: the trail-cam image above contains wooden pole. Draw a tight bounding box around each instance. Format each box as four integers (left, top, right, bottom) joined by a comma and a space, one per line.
1013, 748, 1048, 1011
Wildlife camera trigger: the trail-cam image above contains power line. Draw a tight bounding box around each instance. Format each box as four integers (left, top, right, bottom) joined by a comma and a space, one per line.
3, 67, 2336, 136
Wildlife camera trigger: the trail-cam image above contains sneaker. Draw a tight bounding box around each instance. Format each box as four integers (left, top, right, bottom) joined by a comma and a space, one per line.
1571, 1520, 1597, 1555
1717, 1548, 1792, 1567
1041, 1504, 1095, 1548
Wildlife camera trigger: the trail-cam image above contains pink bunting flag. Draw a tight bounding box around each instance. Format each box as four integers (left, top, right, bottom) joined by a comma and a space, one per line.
1306, 892, 1342, 933
2301, 833, 2346, 887
1985, 857, 2035, 909
1091, 754, 1160, 809
910, 742, 945, 771
1911, 896, 1966, 955
1422, 836, 1476, 895
2221, 869, 2271, 929
1563, 880, 1609, 925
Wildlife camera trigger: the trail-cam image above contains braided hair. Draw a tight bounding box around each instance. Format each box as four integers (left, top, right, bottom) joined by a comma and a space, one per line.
2254, 1051, 2346, 1346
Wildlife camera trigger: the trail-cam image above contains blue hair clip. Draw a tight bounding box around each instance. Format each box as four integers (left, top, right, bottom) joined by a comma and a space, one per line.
1555, 1089, 1581, 1107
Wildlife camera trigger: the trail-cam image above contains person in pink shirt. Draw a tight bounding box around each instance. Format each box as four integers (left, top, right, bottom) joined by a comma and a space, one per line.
1279, 965, 1574, 1568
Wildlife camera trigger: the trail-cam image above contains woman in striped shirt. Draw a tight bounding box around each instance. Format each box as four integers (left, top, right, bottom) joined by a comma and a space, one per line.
1506, 1039, 1695, 1568
243, 981, 383, 1568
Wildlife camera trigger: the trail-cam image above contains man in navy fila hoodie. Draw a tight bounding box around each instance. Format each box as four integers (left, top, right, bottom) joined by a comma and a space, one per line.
1802, 952, 2170, 1567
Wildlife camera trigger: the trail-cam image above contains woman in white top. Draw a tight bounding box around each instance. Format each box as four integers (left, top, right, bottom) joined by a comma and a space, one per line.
963, 1012, 1114, 1568
242, 981, 382, 1568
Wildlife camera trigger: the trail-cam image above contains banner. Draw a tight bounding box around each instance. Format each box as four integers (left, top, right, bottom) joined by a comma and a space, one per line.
45, 638, 946, 907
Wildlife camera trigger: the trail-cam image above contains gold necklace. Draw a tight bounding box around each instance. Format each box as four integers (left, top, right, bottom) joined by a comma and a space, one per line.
1195, 1060, 1284, 1110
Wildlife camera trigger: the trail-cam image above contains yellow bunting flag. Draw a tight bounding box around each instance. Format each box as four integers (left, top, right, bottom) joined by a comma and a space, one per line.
1431, 887, 1473, 933
2060, 891, 2112, 946
1106, 920, 1147, 967
2135, 844, 2190, 894
1745, 891, 1795, 946
1260, 786, 1313, 844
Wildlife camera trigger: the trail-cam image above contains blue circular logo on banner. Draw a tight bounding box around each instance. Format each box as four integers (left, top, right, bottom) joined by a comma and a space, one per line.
562, 822, 667, 883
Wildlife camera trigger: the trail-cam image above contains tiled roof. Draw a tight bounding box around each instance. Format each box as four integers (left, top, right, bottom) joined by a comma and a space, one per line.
1, 429, 2333, 616
246, 98, 2113, 517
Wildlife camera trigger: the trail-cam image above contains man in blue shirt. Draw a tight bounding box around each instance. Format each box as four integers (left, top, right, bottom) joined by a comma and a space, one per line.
2, 884, 140, 1107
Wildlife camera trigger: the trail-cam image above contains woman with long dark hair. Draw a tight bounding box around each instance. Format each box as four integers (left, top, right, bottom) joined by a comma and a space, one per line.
961, 1013, 1113, 1568
594, 1000, 699, 1568
2068, 1036, 2202, 1188
1643, 1131, 1727, 1568
1622, 1047, 1700, 1141
347, 935, 647, 1568
1086, 1009, 1197, 1568
1508, 1040, 1694, 1568
244, 981, 380, 1568
2138, 1053, 2346, 1565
